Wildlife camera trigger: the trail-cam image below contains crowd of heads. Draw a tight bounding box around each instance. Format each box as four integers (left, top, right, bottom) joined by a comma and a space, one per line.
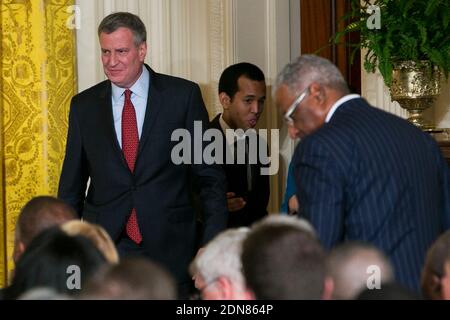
3, 194, 449, 300
192, 216, 450, 300
4, 195, 176, 300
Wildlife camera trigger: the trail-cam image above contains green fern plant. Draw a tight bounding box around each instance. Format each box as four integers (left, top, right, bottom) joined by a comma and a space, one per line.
332, 0, 450, 86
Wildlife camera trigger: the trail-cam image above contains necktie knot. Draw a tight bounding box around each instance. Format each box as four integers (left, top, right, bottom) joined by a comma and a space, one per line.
124, 89, 132, 101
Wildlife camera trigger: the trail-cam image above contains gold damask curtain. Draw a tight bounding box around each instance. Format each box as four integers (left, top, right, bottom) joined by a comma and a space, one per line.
0, 0, 76, 287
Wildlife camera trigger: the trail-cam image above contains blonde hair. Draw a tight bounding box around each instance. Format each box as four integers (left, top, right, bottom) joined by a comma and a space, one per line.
61, 221, 119, 264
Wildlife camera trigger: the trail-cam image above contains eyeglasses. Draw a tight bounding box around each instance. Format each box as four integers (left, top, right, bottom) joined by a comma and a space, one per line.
284, 86, 310, 125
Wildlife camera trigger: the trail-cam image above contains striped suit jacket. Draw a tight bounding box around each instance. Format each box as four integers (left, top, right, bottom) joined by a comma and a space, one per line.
292, 97, 450, 292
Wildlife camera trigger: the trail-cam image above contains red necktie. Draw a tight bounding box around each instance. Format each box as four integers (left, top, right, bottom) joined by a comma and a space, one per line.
122, 89, 142, 244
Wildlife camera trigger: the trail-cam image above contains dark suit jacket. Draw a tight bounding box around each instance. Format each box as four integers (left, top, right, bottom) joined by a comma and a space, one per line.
210, 114, 269, 227
293, 97, 450, 292
58, 65, 228, 284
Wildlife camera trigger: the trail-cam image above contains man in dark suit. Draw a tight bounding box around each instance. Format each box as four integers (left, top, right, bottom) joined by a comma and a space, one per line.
209, 63, 269, 228
274, 54, 450, 292
58, 12, 228, 297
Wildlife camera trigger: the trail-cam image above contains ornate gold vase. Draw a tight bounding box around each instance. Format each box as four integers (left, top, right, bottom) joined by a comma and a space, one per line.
390, 60, 442, 130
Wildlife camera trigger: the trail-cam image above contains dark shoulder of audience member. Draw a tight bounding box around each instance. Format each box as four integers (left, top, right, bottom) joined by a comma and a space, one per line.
242, 224, 326, 299
4, 227, 106, 300
356, 282, 421, 300
80, 257, 177, 300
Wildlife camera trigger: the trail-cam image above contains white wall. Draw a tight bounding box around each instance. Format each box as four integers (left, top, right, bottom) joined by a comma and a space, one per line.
434, 80, 450, 129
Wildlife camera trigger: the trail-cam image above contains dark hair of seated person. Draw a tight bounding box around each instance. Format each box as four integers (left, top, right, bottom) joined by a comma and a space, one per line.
4, 227, 106, 300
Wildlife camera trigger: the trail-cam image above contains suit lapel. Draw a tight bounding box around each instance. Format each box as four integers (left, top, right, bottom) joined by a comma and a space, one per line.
138, 66, 164, 154
101, 81, 128, 168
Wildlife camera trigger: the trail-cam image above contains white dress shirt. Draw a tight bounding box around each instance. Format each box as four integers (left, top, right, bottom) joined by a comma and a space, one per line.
219, 114, 253, 191
111, 66, 150, 148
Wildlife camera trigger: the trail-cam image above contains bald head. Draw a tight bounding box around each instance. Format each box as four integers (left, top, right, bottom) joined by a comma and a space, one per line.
327, 242, 394, 300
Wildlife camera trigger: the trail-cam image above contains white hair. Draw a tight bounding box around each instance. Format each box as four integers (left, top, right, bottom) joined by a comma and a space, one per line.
274, 54, 349, 96
191, 227, 249, 286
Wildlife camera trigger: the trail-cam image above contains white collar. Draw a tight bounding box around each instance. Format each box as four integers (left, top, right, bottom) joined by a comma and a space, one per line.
111, 66, 149, 102
219, 114, 246, 146
325, 94, 360, 123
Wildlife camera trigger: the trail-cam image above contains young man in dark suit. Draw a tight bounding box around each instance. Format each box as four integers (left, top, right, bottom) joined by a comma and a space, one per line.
209, 63, 270, 228
274, 54, 450, 292
58, 12, 228, 297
